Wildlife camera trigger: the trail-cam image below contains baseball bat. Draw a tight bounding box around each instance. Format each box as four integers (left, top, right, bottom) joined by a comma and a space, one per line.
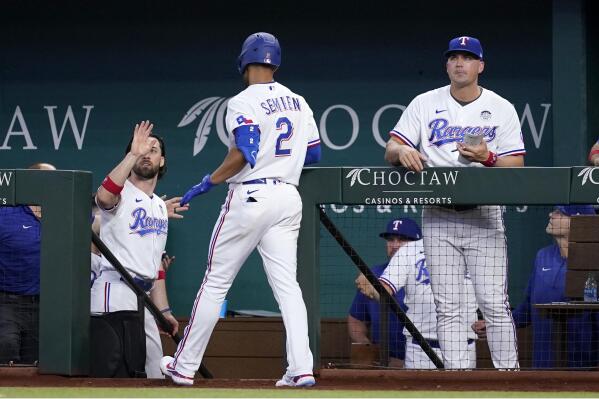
318, 207, 444, 369
91, 230, 213, 379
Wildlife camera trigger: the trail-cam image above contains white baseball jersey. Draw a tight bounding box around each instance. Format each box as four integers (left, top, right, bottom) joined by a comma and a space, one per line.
225, 82, 320, 186
390, 85, 526, 166
97, 179, 168, 279
379, 239, 477, 341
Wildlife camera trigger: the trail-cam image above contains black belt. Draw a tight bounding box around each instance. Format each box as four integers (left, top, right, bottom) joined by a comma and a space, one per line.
0, 291, 40, 302
120, 276, 154, 292
242, 178, 287, 185
438, 205, 478, 212
412, 338, 474, 349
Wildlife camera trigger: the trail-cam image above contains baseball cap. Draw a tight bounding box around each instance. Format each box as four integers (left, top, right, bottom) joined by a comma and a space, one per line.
379, 218, 422, 241
444, 36, 483, 60
555, 205, 596, 216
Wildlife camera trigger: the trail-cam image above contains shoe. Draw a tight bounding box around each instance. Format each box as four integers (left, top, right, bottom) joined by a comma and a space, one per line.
160, 356, 194, 386
275, 373, 316, 387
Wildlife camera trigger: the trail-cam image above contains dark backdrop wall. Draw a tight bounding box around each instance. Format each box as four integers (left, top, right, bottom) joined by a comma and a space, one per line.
0, 1, 566, 315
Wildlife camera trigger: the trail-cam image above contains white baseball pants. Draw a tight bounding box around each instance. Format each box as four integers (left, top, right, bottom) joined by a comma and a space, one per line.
423, 205, 519, 369
171, 182, 313, 378
404, 339, 476, 369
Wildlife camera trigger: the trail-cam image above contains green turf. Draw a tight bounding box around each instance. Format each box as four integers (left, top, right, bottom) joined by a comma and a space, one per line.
1, 388, 599, 398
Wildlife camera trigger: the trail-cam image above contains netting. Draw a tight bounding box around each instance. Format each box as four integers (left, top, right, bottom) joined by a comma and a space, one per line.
319, 204, 599, 370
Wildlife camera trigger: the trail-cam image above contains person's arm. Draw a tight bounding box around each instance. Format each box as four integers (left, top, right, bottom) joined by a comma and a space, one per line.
589, 142, 599, 166
179, 148, 247, 206
304, 141, 321, 165
97, 121, 156, 210
385, 137, 428, 172
210, 148, 247, 184
347, 315, 371, 344
512, 271, 534, 328
304, 109, 322, 166
384, 97, 425, 171
150, 277, 179, 336
456, 141, 524, 167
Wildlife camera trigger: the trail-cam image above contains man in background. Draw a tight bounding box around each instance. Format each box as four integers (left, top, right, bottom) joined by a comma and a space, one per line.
0, 163, 56, 364
357, 217, 478, 369
348, 218, 408, 368
475, 205, 598, 368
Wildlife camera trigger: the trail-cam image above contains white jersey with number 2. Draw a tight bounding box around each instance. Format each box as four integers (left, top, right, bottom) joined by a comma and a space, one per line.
225, 82, 320, 185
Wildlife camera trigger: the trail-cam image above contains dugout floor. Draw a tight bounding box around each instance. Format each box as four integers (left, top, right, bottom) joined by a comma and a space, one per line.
1, 368, 599, 392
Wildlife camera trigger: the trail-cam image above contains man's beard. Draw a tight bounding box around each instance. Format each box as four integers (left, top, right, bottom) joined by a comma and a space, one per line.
133, 162, 159, 180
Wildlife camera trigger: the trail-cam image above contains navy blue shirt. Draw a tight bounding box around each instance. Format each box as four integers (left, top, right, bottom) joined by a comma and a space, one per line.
0, 206, 41, 295
512, 244, 599, 368
349, 263, 407, 359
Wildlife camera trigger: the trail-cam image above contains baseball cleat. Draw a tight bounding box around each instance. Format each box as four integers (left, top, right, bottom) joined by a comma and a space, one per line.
275, 373, 316, 387
160, 356, 194, 386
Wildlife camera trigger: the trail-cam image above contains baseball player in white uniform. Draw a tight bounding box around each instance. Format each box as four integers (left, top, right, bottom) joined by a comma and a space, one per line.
160, 32, 321, 387
384, 36, 525, 369
92, 121, 180, 378
358, 218, 478, 369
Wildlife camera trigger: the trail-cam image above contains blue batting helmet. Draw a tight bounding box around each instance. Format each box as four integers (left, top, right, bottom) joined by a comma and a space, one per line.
237, 32, 281, 74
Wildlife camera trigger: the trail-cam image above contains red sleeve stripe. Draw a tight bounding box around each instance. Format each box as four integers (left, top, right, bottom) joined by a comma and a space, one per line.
307, 139, 321, 148
389, 130, 417, 149
497, 149, 526, 157
378, 277, 397, 295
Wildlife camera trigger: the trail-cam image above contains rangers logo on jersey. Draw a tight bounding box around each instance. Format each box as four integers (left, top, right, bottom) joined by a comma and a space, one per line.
427, 118, 498, 147
129, 207, 168, 237
415, 258, 430, 285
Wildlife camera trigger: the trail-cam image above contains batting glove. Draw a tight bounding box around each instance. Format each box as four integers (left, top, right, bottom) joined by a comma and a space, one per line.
180, 174, 215, 205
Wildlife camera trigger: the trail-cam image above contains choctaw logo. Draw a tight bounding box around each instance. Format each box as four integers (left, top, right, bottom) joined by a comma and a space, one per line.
578, 167, 599, 185
178, 97, 230, 156
345, 168, 460, 187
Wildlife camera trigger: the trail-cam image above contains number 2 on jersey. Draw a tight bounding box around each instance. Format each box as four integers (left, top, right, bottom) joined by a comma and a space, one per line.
275, 117, 293, 157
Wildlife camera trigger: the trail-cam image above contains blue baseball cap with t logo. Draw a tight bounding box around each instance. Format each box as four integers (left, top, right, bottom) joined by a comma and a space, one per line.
555, 205, 596, 216
379, 218, 422, 241
445, 36, 483, 60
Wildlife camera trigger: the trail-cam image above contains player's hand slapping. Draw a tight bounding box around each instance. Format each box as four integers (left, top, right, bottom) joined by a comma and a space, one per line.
456, 140, 490, 163
161, 252, 175, 272
129, 121, 156, 158
162, 196, 190, 219
180, 174, 215, 206
395, 145, 428, 173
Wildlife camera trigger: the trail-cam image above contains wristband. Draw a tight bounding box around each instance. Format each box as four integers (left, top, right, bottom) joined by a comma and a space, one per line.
101, 176, 124, 195
157, 270, 166, 280
160, 307, 171, 314
589, 150, 599, 163
481, 151, 497, 167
